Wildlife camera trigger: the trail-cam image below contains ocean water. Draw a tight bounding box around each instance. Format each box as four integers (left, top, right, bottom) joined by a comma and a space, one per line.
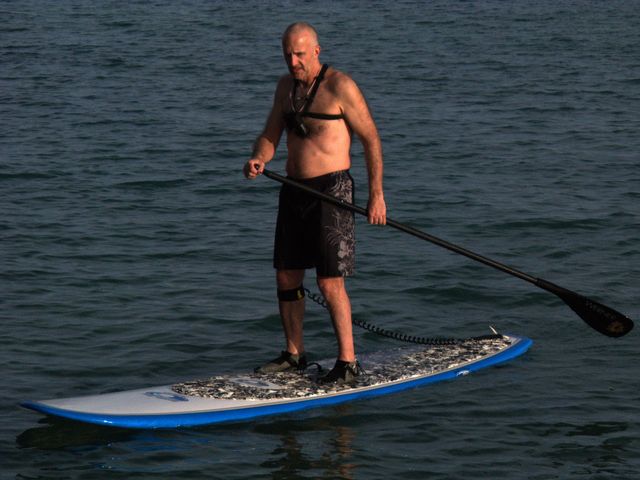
2, 1, 639, 478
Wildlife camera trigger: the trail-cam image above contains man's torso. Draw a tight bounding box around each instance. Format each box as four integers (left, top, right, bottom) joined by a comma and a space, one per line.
278, 66, 352, 179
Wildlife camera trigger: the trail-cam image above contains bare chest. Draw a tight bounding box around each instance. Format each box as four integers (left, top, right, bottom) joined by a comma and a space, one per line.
282, 83, 345, 139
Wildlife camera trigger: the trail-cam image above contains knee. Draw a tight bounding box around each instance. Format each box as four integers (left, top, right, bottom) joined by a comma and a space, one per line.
316, 277, 346, 299
276, 270, 305, 290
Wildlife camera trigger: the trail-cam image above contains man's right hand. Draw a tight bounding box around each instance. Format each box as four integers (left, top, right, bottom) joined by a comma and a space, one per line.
243, 159, 265, 179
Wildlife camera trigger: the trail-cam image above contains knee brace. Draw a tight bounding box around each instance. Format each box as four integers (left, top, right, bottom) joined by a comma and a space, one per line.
277, 285, 305, 302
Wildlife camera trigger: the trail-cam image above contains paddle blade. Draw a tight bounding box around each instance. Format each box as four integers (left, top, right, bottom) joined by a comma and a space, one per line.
537, 279, 634, 337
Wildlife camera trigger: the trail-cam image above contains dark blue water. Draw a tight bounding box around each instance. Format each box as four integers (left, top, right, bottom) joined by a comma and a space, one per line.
3, 1, 639, 478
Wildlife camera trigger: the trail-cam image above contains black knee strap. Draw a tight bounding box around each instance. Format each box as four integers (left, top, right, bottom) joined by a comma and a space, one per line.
278, 285, 305, 302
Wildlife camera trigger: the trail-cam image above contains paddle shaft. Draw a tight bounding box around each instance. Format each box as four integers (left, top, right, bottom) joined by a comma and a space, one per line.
262, 169, 633, 337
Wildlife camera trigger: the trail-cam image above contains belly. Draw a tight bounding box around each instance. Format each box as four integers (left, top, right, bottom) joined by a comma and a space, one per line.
285, 123, 352, 179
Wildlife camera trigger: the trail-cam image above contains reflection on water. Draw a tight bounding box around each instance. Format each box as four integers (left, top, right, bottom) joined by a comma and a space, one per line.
16, 407, 359, 478
257, 406, 357, 480
17, 416, 135, 450
261, 428, 356, 479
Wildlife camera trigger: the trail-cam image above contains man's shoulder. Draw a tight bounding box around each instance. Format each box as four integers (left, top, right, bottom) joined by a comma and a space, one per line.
325, 67, 355, 86
324, 67, 359, 95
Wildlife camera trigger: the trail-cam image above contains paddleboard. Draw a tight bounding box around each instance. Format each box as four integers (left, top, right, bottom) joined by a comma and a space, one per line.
22, 333, 531, 429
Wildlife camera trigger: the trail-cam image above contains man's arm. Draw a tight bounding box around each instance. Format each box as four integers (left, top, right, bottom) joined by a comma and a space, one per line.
337, 74, 386, 225
244, 78, 287, 179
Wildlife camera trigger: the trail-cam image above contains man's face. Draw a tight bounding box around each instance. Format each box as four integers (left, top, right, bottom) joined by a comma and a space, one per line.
282, 30, 319, 81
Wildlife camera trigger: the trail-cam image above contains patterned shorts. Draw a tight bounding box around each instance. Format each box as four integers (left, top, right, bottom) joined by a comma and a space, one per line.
273, 170, 355, 277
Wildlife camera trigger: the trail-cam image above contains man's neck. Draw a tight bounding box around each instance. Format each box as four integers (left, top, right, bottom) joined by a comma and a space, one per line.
298, 63, 323, 88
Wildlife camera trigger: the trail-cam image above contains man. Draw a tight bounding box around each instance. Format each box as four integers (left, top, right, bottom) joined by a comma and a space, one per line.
243, 22, 386, 384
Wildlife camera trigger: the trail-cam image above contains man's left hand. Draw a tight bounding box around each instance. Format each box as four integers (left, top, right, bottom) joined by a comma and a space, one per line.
367, 194, 386, 225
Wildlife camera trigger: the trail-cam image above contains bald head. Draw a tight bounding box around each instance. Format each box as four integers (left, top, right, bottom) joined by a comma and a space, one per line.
282, 22, 319, 47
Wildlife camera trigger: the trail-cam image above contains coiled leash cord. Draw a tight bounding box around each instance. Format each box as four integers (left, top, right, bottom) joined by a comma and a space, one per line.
304, 288, 497, 346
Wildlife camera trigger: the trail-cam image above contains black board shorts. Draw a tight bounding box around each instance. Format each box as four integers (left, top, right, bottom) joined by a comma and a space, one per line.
273, 170, 355, 277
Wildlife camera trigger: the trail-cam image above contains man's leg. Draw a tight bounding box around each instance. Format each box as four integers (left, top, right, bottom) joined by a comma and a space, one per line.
276, 269, 306, 356
317, 276, 354, 362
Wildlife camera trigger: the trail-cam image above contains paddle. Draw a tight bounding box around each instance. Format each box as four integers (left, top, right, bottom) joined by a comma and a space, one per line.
262, 169, 634, 338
